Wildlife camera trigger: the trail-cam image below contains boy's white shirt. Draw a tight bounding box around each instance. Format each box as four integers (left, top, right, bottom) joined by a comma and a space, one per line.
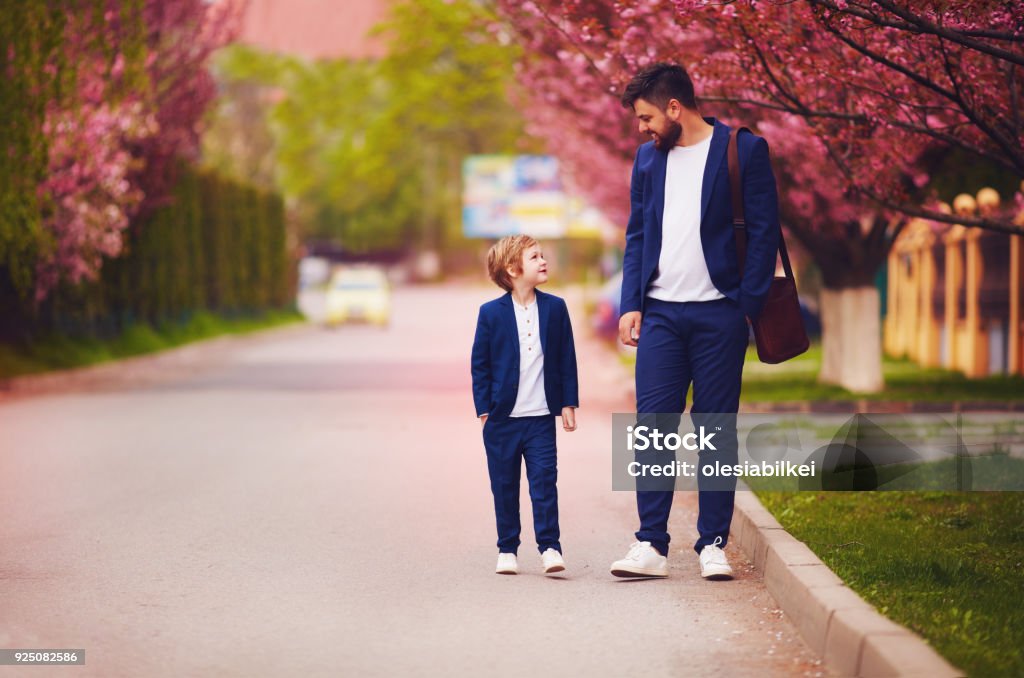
509, 296, 550, 417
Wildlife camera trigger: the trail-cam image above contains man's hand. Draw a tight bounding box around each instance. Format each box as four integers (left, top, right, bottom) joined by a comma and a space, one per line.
561, 407, 576, 432
619, 312, 642, 347
480, 414, 488, 428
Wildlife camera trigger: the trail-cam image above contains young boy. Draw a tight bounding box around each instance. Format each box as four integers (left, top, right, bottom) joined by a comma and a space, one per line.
471, 235, 579, 575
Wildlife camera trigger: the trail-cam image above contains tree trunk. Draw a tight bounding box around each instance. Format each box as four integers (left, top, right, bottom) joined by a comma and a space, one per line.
785, 215, 899, 395
818, 286, 884, 393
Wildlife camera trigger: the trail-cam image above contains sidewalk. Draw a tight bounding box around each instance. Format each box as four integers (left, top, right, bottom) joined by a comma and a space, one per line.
558, 286, 828, 676
561, 286, 960, 678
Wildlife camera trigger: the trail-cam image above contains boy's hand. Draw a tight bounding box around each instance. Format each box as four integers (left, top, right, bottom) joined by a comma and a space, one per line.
561, 407, 576, 432
480, 414, 488, 428
619, 312, 641, 347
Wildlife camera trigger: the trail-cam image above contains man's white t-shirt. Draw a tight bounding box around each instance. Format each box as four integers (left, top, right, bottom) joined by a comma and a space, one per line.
647, 133, 725, 303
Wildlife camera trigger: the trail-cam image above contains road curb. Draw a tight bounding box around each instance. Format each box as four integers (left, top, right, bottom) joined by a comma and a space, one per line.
731, 492, 964, 677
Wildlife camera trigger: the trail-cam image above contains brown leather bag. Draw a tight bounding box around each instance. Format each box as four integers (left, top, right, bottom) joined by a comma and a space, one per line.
728, 127, 809, 364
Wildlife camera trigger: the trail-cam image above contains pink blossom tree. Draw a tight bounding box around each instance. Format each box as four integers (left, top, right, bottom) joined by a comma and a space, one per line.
663, 0, 1024, 388
495, 0, 1023, 391
669, 0, 1023, 235
33, 0, 239, 301
36, 99, 153, 299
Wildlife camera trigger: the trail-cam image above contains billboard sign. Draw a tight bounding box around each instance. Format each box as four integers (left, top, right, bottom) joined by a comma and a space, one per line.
462, 155, 567, 238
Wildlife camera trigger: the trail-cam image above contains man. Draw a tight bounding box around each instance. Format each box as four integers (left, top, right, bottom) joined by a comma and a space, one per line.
609, 63, 780, 579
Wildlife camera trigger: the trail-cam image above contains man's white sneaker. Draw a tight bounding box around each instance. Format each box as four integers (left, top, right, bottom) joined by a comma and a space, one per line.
610, 541, 668, 578
496, 552, 518, 575
541, 548, 565, 574
699, 536, 734, 580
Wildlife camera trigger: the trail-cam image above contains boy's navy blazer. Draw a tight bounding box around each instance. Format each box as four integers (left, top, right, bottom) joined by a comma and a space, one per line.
620, 118, 781, 321
471, 289, 579, 421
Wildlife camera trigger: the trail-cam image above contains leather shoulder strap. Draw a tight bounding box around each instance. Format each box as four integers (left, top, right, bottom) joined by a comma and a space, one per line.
728, 127, 795, 281
729, 128, 750, 274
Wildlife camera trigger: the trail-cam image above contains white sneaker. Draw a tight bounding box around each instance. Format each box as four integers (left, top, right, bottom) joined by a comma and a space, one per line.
610, 541, 668, 578
699, 536, 734, 580
541, 548, 565, 574
496, 553, 518, 575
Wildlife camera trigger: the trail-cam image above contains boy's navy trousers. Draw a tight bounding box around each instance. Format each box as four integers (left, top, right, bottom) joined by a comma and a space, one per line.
634, 297, 749, 557
482, 414, 560, 555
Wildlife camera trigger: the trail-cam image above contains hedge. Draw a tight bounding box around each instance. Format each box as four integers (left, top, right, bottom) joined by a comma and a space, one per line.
0, 166, 294, 342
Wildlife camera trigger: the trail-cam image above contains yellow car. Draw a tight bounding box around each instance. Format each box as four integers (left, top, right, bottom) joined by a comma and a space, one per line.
325, 266, 391, 327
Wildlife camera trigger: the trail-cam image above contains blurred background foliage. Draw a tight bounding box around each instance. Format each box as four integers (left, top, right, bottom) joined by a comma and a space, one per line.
203, 0, 538, 257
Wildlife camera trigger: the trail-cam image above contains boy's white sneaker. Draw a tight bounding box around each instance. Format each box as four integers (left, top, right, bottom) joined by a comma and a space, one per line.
541, 548, 565, 574
699, 537, 734, 580
496, 553, 518, 575
610, 541, 668, 578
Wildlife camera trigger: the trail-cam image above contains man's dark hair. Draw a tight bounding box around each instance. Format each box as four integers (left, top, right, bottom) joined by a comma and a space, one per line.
620, 63, 698, 111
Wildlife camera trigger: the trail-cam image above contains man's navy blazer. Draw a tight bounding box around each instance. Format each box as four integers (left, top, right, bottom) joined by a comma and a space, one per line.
620, 118, 780, 321
471, 289, 579, 421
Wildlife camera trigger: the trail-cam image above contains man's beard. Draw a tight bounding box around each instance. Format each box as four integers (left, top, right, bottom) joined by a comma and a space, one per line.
653, 120, 682, 151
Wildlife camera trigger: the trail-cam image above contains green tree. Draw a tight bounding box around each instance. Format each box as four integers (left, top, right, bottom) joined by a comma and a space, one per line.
205, 0, 535, 257
372, 0, 537, 254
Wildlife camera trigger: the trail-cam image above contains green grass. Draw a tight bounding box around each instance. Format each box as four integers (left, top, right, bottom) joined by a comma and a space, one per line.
743, 344, 1024, 402
745, 453, 1024, 493
726, 339, 1024, 673
756, 490, 1024, 677
618, 342, 1024, 402
745, 343, 1024, 402
0, 309, 304, 379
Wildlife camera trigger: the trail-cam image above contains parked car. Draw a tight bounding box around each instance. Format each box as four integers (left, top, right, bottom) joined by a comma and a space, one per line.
325, 266, 391, 327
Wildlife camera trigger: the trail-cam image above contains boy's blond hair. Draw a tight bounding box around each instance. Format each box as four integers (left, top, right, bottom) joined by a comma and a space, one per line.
486, 235, 538, 292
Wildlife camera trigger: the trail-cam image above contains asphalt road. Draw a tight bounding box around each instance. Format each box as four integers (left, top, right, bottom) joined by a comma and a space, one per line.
0, 285, 825, 677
